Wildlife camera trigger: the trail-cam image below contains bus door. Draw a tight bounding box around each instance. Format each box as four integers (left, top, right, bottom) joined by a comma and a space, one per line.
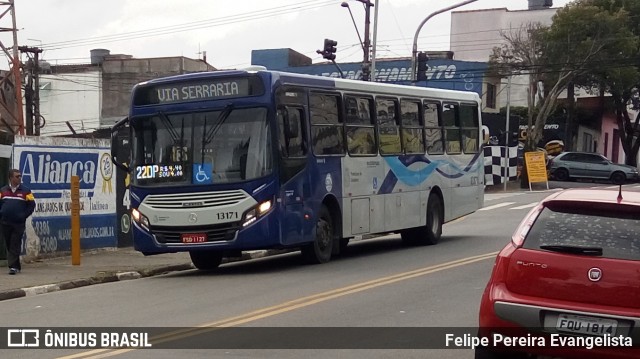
277, 106, 309, 245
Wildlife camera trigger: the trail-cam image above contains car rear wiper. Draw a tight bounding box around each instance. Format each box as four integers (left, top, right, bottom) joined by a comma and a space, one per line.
539, 245, 603, 256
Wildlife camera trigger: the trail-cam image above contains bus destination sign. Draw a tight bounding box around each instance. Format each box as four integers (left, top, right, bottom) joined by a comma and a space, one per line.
135, 164, 184, 181
134, 77, 261, 106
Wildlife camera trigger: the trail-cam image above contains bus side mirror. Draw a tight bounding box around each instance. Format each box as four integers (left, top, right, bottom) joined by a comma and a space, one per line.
111, 117, 130, 172
284, 110, 299, 140
286, 119, 299, 139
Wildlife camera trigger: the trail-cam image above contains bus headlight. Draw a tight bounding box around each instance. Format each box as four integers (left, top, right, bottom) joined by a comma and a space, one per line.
131, 208, 150, 230
242, 199, 273, 227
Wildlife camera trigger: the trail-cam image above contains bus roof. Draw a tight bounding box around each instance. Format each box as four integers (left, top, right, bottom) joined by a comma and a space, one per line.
134, 68, 481, 103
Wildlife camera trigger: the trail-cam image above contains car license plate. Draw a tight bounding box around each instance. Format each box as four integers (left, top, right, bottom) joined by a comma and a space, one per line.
556, 314, 617, 336
181, 233, 207, 243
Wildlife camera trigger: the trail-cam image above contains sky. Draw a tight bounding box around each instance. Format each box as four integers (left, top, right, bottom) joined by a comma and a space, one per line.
5, 0, 573, 70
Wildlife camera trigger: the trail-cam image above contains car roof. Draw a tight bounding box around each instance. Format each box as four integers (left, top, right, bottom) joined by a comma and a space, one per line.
543, 188, 640, 206
558, 151, 603, 155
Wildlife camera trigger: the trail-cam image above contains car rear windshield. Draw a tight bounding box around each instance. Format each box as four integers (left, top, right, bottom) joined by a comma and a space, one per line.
523, 206, 640, 261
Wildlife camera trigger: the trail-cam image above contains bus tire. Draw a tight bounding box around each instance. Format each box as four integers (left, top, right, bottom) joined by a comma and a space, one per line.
339, 238, 350, 253
189, 250, 223, 271
302, 205, 333, 264
401, 193, 442, 246
424, 193, 443, 245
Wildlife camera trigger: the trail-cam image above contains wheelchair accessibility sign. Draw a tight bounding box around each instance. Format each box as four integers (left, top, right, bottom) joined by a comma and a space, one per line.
192, 163, 213, 184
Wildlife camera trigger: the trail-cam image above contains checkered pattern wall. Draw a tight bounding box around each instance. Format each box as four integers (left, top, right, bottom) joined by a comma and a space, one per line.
484, 145, 518, 186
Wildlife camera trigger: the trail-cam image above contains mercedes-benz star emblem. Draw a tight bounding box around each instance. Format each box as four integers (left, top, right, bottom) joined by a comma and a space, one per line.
188, 213, 198, 223
588, 267, 602, 282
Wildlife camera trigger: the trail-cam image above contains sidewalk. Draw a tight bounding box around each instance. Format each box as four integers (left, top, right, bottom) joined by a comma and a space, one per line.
0, 248, 272, 302
484, 180, 526, 193
0, 182, 526, 303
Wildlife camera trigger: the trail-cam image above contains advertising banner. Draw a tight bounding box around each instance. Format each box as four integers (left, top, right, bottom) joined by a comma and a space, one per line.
282, 59, 487, 98
13, 137, 117, 258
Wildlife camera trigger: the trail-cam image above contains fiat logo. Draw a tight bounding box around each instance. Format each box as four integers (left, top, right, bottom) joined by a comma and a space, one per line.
188, 213, 198, 223
588, 267, 602, 282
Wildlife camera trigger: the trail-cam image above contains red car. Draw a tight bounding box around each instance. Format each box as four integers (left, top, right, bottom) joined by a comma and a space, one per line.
477, 188, 640, 359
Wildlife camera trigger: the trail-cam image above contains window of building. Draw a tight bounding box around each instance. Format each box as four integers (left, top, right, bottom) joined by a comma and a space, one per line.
310, 92, 344, 156
485, 83, 496, 109
582, 132, 593, 152
345, 95, 376, 155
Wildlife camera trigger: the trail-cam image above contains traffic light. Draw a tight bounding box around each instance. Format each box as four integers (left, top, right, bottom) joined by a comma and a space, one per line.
416, 51, 429, 81
322, 39, 338, 61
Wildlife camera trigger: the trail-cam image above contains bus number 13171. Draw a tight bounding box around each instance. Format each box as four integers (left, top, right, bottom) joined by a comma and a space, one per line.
217, 212, 239, 220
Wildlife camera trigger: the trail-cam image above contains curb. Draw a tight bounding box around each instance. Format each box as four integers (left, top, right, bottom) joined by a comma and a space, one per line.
0, 264, 195, 302
0, 250, 278, 302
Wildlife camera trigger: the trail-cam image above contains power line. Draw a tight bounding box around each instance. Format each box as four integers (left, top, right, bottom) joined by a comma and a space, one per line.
39, 0, 336, 51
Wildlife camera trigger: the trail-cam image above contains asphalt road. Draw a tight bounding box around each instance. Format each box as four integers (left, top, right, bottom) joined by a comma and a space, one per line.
1, 181, 636, 359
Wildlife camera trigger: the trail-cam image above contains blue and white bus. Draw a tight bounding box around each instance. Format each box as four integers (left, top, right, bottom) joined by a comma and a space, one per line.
111, 68, 484, 270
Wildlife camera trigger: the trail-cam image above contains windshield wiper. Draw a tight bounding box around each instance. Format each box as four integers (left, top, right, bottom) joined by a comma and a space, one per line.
204, 104, 234, 145
201, 115, 207, 164
157, 111, 180, 143
539, 245, 603, 256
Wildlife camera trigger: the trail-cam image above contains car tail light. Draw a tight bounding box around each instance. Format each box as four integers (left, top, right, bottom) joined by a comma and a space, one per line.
489, 243, 517, 284
511, 204, 543, 247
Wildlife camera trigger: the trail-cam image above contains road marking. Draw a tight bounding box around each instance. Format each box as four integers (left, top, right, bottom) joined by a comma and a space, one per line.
57, 251, 499, 359
509, 202, 538, 210
478, 202, 515, 211
485, 193, 523, 201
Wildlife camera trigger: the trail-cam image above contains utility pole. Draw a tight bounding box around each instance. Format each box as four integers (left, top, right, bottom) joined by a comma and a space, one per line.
503, 75, 512, 191
19, 46, 43, 136
370, 0, 379, 82
0, 1, 25, 135
23, 58, 33, 135
357, 0, 374, 82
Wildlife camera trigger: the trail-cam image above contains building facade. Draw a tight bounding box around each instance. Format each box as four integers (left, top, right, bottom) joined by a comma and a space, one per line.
451, 2, 633, 165
37, 50, 215, 136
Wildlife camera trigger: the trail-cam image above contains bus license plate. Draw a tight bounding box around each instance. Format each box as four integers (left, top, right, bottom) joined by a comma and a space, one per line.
556, 314, 617, 336
181, 233, 207, 243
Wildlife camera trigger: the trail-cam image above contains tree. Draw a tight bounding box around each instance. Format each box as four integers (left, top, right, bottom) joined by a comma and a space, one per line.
489, 2, 636, 153
572, 0, 640, 166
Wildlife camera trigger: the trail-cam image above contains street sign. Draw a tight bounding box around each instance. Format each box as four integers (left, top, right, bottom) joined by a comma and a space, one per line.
524, 151, 549, 191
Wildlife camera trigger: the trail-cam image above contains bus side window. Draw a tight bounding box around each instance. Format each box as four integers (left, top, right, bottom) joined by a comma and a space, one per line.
442, 102, 461, 154
278, 107, 306, 158
376, 97, 401, 155
310, 92, 344, 156
424, 102, 444, 155
459, 103, 479, 154
345, 95, 376, 156
400, 99, 424, 154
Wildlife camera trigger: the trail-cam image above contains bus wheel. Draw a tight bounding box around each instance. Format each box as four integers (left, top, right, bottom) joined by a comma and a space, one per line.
424, 193, 443, 245
189, 250, 223, 271
302, 206, 333, 264
401, 193, 442, 246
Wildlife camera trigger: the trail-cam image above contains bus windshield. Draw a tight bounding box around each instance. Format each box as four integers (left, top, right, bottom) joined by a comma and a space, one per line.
131, 107, 272, 187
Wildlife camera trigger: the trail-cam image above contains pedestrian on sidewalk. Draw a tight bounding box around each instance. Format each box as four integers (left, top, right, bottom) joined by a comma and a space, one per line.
0, 169, 35, 275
